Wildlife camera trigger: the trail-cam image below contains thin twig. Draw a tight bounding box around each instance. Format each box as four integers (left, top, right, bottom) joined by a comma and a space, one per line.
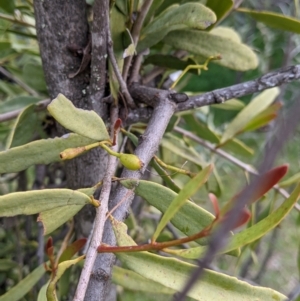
176, 64, 300, 111
122, 0, 153, 81
0, 66, 39, 96
173, 126, 300, 211
106, 13, 135, 109
73, 106, 119, 301
0, 98, 50, 123
174, 99, 300, 301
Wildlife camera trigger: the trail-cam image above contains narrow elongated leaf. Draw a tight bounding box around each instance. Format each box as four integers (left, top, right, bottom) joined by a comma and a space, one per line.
111, 219, 286, 301
243, 102, 282, 132
0, 133, 97, 173
162, 134, 205, 167
0, 264, 46, 301
121, 179, 215, 245
0, 189, 91, 217
279, 172, 300, 187
166, 183, 300, 259
47, 256, 85, 301
112, 266, 175, 294
138, 3, 216, 51
0, 95, 41, 114
164, 28, 258, 71
58, 239, 87, 263
211, 98, 245, 110
237, 8, 300, 34
47, 94, 109, 141
37, 283, 48, 301
6, 104, 39, 149
152, 165, 213, 241
220, 88, 280, 144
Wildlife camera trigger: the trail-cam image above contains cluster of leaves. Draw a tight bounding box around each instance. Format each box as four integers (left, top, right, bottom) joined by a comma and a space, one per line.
1, 1, 300, 301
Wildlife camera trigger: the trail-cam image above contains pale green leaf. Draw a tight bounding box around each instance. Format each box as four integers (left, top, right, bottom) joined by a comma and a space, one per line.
37, 283, 48, 301
47, 94, 109, 141
138, 3, 216, 51
164, 29, 258, 71
211, 98, 245, 110
166, 183, 300, 259
0, 264, 46, 301
220, 88, 280, 144
162, 134, 206, 167
279, 172, 300, 187
152, 164, 213, 241
38, 205, 84, 235
112, 266, 175, 294
6, 104, 39, 149
111, 219, 286, 301
238, 8, 300, 34
0, 133, 97, 173
0, 189, 91, 217
47, 256, 85, 301
38, 183, 102, 235
120, 179, 215, 245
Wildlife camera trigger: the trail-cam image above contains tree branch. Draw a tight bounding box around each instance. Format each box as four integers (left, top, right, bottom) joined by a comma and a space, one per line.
81, 93, 177, 301
73, 107, 119, 301
176, 64, 300, 111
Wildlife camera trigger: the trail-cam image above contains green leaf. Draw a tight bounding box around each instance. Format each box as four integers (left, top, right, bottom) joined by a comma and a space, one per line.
220, 88, 280, 145
111, 219, 287, 301
138, 3, 216, 51
279, 172, 300, 187
120, 179, 215, 245
38, 205, 84, 235
206, 0, 233, 24
211, 98, 245, 110
47, 94, 109, 141
167, 183, 300, 259
112, 266, 175, 294
237, 8, 300, 34
38, 182, 102, 235
47, 256, 85, 301
164, 28, 258, 71
58, 239, 87, 263
0, 189, 91, 217
0, 96, 41, 114
0, 133, 97, 173
152, 165, 213, 241
162, 134, 206, 167
0, 259, 18, 271
243, 102, 282, 132
6, 104, 39, 149
22, 62, 47, 92
37, 283, 48, 301
0, 0, 15, 13
0, 264, 46, 301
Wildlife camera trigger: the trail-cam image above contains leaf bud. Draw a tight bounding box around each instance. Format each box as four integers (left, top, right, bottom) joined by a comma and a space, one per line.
60, 147, 86, 160
119, 154, 143, 171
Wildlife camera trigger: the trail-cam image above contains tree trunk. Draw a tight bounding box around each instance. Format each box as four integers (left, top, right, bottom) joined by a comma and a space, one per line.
34, 0, 108, 237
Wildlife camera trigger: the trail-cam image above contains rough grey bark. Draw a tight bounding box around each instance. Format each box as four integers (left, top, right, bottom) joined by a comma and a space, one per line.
33, 0, 108, 238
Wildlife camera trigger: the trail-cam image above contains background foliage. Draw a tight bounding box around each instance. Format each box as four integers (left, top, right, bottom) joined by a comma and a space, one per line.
1, 0, 300, 300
